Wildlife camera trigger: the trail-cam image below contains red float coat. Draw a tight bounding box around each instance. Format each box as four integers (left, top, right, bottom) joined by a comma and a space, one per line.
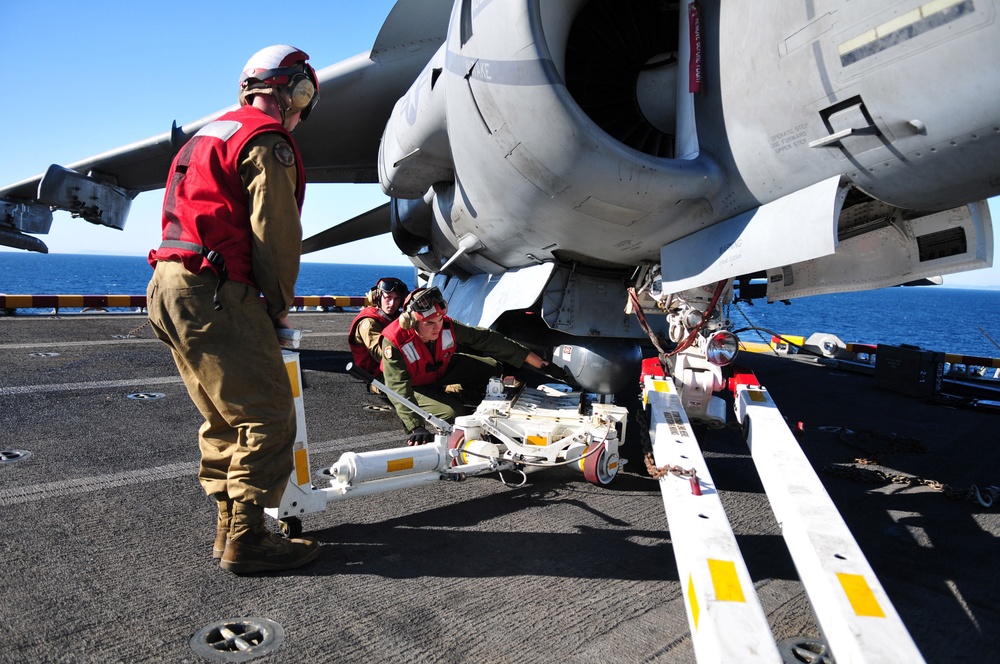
148, 105, 305, 288
380, 318, 458, 386
348, 306, 395, 375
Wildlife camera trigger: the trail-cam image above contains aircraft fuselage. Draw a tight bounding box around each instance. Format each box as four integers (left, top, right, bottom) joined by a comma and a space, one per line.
382, 0, 1000, 276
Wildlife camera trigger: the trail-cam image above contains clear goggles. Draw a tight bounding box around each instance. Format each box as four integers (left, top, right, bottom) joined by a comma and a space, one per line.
376, 277, 406, 296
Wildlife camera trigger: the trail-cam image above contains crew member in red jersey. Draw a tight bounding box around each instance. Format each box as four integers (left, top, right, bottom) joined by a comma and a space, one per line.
146, 44, 321, 575
348, 276, 409, 377
380, 287, 549, 444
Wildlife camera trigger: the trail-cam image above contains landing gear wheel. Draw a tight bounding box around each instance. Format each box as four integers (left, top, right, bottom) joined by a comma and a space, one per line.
279, 516, 302, 538
582, 442, 619, 485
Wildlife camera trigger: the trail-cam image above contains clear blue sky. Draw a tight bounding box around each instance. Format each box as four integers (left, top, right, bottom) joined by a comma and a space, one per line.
0, 0, 406, 266
2, 0, 998, 285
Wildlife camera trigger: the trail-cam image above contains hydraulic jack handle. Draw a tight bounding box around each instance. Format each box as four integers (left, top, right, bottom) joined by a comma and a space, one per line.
346, 362, 453, 434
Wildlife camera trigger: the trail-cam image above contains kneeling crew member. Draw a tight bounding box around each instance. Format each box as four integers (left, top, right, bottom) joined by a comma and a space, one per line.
348, 276, 408, 378
380, 287, 548, 444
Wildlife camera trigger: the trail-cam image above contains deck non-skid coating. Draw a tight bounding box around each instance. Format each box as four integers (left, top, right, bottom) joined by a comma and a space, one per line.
0, 312, 997, 663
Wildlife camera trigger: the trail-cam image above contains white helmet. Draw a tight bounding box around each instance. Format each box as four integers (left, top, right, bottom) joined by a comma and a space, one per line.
239, 45, 320, 121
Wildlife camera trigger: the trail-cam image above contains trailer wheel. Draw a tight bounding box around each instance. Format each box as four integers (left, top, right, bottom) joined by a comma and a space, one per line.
583, 442, 619, 485
448, 430, 466, 466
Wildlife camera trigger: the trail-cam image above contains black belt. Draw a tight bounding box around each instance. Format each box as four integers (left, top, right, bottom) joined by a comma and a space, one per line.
158, 241, 228, 310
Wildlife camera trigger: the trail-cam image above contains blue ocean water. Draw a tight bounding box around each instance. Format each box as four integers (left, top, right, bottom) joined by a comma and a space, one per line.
2, 252, 1000, 359
728, 287, 1000, 360
0, 252, 415, 304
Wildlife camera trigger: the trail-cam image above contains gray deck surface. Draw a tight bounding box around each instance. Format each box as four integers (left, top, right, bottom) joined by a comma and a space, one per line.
1, 312, 996, 663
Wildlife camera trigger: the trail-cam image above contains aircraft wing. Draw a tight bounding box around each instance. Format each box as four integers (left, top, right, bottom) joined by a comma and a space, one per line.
0, 123, 193, 203
0, 0, 452, 250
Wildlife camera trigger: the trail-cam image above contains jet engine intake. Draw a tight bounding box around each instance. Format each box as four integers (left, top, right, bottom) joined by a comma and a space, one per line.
380, 0, 718, 274
379, 46, 453, 199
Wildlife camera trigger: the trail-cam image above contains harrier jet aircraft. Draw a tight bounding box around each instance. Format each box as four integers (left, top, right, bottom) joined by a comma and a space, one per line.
2, 0, 999, 419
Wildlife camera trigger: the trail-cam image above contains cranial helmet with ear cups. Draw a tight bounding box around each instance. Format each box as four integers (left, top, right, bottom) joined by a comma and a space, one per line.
366, 277, 409, 307
239, 44, 320, 121
399, 287, 447, 329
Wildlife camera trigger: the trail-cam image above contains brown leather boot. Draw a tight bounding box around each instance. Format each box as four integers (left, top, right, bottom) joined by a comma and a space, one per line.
220, 501, 320, 574
212, 496, 233, 559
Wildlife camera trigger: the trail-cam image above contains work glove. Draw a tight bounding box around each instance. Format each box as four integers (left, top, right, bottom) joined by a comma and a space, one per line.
407, 426, 433, 446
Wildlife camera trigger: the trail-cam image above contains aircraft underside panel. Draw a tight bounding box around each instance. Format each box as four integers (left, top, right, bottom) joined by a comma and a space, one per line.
432, 263, 556, 330
660, 176, 993, 300
765, 200, 993, 301
541, 267, 660, 338
659, 176, 844, 293
431, 260, 669, 343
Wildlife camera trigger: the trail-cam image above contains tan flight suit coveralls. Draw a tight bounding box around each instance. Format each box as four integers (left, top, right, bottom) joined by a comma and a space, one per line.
354, 315, 389, 366
146, 133, 302, 509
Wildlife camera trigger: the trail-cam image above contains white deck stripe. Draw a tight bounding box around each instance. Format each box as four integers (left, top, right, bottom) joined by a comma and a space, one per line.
0, 331, 340, 351
0, 376, 183, 396
0, 339, 160, 350
0, 431, 401, 507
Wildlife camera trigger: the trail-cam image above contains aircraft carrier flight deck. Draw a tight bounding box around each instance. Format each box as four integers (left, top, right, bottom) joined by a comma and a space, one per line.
1, 311, 997, 663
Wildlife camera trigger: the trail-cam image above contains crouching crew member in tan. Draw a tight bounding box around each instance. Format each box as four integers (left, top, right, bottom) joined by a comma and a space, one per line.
348, 276, 409, 379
